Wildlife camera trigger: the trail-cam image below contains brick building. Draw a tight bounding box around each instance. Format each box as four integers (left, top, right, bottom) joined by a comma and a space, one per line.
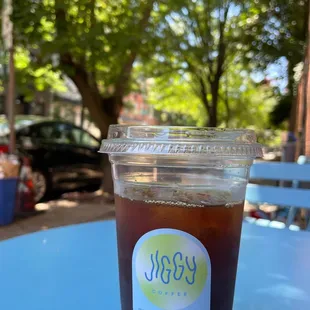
119, 92, 158, 125
296, 44, 310, 157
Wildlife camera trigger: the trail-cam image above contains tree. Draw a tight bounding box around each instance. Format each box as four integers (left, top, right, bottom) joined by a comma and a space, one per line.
240, 0, 309, 131
145, 0, 269, 126
148, 73, 207, 126
12, 0, 158, 138
143, 0, 308, 129
14, 47, 66, 101
149, 63, 277, 141
0, 39, 65, 114
11, 0, 164, 193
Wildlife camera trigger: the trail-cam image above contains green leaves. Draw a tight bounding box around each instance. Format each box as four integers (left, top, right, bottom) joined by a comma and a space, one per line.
8, 0, 308, 135
149, 73, 207, 126
11, 0, 161, 91
142, 0, 307, 129
14, 48, 30, 70
14, 47, 66, 99
148, 62, 277, 134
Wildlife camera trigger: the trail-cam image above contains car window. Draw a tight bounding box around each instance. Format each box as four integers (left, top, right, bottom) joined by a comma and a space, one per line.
70, 127, 100, 147
21, 123, 99, 147
17, 126, 32, 137
31, 123, 72, 144
37, 125, 54, 140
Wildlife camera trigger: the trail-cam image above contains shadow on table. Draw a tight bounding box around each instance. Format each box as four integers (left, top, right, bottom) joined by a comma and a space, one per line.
0, 194, 115, 241
234, 226, 310, 310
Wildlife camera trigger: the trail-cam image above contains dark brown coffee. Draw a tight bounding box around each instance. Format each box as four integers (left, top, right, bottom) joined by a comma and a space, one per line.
115, 195, 244, 310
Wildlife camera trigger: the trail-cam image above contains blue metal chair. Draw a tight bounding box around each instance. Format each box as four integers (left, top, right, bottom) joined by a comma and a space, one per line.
246, 158, 310, 230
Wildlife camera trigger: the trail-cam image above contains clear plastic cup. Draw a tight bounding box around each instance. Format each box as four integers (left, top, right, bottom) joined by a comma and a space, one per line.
100, 126, 262, 310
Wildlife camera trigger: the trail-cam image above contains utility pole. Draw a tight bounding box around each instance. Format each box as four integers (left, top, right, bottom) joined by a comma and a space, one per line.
304, 0, 310, 156
2, 0, 15, 153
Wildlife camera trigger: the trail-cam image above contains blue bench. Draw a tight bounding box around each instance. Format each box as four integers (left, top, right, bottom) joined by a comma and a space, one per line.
245, 159, 310, 230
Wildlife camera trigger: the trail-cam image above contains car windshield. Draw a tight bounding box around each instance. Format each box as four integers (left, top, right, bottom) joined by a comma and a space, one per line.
0, 115, 47, 136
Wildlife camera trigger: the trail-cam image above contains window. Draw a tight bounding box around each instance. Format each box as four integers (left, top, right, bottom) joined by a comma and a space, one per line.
17, 126, 31, 137
29, 123, 99, 147
31, 123, 73, 144
36, 125, 55, 140
70, 127, 100, 147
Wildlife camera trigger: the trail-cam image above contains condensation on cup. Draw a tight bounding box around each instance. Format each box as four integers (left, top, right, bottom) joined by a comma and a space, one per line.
100, 126, 262, 310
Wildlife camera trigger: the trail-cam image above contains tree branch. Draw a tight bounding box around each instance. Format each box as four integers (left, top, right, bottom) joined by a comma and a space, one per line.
115, 0, 155, 97
222, 73, 230, 126
203, 0, 215, 76
89, 0, 97, 86
60, 53, 112, 137
215, 4, 230, 81
184, 10, 204, 48
186, 58, 210, 113
198, 76, 211, 114
54, 2, 111, 136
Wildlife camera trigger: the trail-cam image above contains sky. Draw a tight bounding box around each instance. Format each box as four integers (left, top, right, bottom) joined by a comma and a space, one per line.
251, 57, 289, 94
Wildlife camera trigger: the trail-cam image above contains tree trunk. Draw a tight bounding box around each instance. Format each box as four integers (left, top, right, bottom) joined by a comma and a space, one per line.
66, 66, 120, 195
55, 1, 155, 196
198, 76, 211, 125
102, 154, 114, 195
288, 59, 298, 132
224, 74, 230, 127
303, 1, 310, 156
205, 4, 228, 128
208, 81, 220, 127
100, 98, 119, 196
84, 95, 117, 195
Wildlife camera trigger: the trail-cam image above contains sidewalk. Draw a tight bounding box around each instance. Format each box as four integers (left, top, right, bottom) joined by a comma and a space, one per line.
0, 195, 272, 242
0, 192, 115, 241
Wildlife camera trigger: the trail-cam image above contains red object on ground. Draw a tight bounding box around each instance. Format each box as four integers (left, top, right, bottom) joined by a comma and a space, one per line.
0, 145, 9, 153
249, 209, 271, 220
15, 157, 36, 213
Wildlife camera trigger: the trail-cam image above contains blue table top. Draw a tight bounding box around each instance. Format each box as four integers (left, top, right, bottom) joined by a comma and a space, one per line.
0, 221, 310, 310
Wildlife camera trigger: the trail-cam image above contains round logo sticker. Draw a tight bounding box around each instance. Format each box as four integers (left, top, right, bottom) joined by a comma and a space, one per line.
134, 229, 210, 310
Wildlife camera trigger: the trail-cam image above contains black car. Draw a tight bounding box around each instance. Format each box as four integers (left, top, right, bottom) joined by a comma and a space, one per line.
0, 115, 103, 201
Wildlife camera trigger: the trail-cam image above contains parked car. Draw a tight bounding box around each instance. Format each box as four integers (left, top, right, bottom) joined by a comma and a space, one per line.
0, 115, 103, 201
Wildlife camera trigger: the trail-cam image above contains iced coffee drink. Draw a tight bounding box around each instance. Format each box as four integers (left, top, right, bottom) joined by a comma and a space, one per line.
100, 126, 262, 310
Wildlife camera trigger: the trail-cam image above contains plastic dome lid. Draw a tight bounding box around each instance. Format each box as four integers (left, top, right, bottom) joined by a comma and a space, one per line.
99, 125, 263, 158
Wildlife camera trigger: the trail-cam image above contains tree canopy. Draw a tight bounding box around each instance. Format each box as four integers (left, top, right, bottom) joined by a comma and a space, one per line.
3, 0, 309, 135
11, 0, 164, 136
142, 0, 308, 128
